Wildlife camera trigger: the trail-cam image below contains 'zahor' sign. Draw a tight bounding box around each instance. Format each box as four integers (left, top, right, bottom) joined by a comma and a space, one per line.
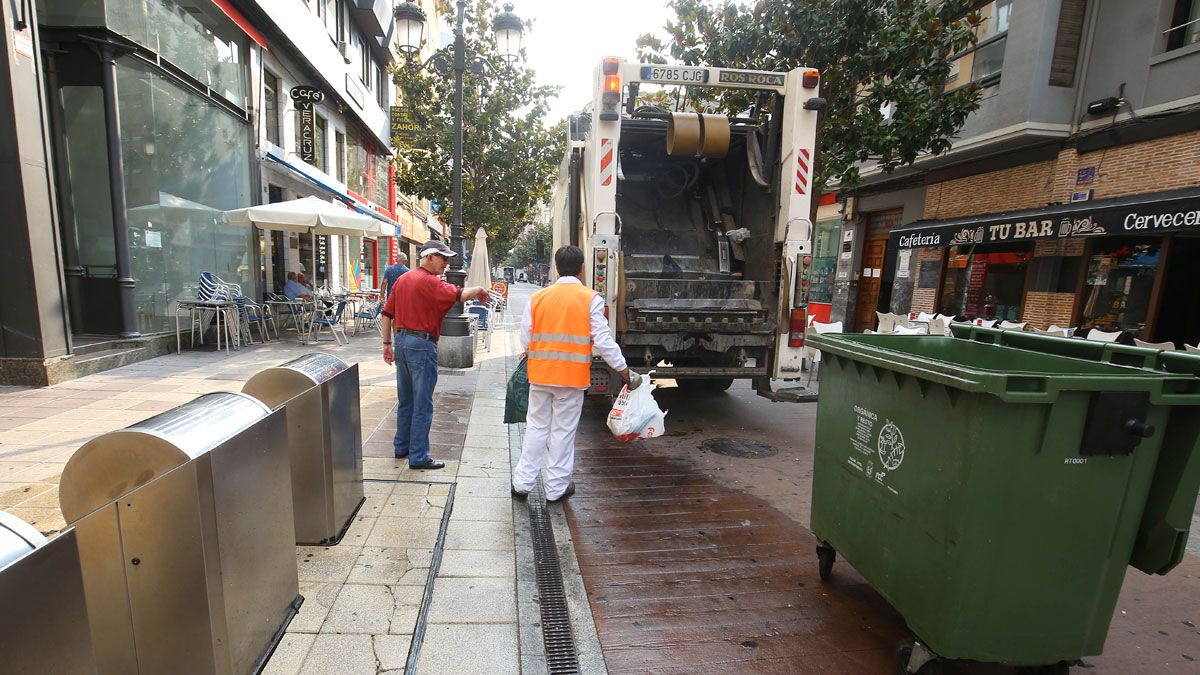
291, 86, 325, 165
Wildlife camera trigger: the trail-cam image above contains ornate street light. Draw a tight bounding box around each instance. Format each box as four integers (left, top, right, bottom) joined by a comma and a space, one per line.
398, 1, 524, 365
491, 4, 524, 64
394, 2, 427, 56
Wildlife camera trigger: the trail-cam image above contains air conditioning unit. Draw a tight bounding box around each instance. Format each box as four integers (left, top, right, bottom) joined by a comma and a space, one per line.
338, 41, 352, 65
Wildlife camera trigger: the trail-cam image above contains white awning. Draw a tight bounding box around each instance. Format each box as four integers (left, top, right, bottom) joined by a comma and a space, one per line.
222, 196, 389, 237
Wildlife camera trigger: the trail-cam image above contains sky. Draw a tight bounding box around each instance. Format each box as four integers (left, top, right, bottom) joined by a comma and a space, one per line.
516, 1, 677, 123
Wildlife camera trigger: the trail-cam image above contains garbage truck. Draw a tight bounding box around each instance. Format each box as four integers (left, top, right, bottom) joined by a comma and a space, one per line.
549, 57, 824, 396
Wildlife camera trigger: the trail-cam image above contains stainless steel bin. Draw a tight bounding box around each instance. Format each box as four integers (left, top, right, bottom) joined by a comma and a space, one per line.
59, 392, 300, 675
242, 353, 364, 545
0, 513, 96, 674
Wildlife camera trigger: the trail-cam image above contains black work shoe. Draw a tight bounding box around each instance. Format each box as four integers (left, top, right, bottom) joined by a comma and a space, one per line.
511, 486, 529, 500
409, 459, 446, 470
394, 453, 409, 460
547, 482, 575, 503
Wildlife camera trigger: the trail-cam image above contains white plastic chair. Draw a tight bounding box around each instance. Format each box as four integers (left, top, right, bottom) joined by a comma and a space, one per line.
891, 324, 926, 335
875, 312, 897, 334
805, 320, 843, 385
1086, 328, 1122, 342
916, 311, 936, 323
928, 318, 946, 337
936, 314, 958, 336
1186, 344, 1200, 353
1047, 325, 1076, 337
1134, 338, 1176, 351
999, 321, 1028, 331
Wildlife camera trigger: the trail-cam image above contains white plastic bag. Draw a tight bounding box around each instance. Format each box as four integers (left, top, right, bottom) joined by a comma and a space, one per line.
607, 372, 668, 442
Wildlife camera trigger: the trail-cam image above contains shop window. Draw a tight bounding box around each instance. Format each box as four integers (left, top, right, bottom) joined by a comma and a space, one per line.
314, 115, 327, 172
1079, 239, 1162, 334
373, 154, 390, 207
376, 63, 388, 108
809, 219, 840, 305
115, 58, 253, 333
263, 70, 280, 145
945, 0, 1011, 96
335, 130, 346, 183
1028, 255, 1082, 294
939, 245, 1030, 319
1167, 0, 1200, 51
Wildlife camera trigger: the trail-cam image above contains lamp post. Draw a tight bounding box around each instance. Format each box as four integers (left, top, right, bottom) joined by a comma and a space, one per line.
395, 1, 523, 347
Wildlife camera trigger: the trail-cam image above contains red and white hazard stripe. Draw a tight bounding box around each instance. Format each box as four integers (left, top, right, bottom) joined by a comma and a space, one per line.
599, 138, 615, 187
794, 148, 811, 195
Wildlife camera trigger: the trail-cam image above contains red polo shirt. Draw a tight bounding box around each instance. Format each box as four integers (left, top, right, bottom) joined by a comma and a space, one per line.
381, 268, 462, 339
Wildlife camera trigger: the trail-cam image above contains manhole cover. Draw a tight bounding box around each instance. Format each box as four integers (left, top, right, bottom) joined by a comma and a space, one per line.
701, 438, 779, 458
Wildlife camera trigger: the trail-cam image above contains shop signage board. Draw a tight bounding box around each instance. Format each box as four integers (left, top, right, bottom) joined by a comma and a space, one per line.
891, 189, 1200, 249
290, 86, 325, 165
391, 106, 420, 148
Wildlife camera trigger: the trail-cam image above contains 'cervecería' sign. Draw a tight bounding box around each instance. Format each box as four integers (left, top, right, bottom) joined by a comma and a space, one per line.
891, 188, 1200, 249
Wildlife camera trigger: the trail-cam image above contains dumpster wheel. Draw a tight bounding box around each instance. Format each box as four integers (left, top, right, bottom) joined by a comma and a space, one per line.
816, 544, 836, 581
895, 639, 941, 675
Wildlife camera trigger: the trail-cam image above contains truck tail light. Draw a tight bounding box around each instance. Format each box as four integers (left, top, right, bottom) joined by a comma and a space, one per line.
600, 57, 621, 120
788, 308, 807, 348
802, 69, 820, 89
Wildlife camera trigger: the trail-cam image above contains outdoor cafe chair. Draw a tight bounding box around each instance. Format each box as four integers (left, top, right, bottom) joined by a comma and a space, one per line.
309, 300, 348, 345
1047, 324, 1076, 337
1187, 344, 1200, 353
875, 312, 898, 334
805, 320, 843, 386
1134, 338, 1176, 351
1085, 328, 1122, 342
999, 320, 1029, 331
353, 301, 382, 336
467, 304, 492, 351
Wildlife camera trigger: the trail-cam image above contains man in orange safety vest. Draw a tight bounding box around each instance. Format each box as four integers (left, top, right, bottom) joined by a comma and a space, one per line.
512, 246, 637, 502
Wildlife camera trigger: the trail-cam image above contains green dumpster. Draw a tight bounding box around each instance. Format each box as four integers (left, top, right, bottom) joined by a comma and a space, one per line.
806, 332, 1200, 673
949, 324, 1200, 576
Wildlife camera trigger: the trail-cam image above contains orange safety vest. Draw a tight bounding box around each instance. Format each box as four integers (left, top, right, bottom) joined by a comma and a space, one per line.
527, 283, 596, 387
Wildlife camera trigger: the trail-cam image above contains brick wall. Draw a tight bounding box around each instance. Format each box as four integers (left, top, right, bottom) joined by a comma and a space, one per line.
1022, 291, 1077, 330
909, 247, 944, 313
923, 160, 1056, 220
1054, 128, 1200, 202
925, 129, 1200, 222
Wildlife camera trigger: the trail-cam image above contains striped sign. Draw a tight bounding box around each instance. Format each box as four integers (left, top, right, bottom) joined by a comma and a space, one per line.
795, 148, 811, 195
599, 138, 615, 187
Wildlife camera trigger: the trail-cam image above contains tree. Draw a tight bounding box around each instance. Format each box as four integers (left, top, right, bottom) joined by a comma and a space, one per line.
503, 222, 551, 269
394, 0, 563, 258
636, 0, 983, 191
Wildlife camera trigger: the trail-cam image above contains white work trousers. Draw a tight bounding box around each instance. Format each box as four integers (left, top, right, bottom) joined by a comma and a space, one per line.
513, 383, 586, 501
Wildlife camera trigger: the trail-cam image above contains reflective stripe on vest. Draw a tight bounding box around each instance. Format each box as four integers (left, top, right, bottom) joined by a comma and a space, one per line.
527, 283, 597, 387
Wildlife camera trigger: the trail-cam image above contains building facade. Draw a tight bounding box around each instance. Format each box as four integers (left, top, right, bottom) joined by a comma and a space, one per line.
835, 0, 1200, 347
0, 0, 432, 384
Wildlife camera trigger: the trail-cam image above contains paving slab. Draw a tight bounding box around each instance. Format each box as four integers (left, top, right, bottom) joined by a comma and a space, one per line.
416, 624, 519, 675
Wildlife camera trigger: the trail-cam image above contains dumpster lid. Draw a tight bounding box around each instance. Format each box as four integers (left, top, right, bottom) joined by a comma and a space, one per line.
806, 333, 1200, 404
241, 353, 351, 409
59, 392, 271, 523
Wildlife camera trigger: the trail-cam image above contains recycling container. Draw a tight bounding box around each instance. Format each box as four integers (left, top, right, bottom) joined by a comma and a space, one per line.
949, 324, 1200, 576
59, 392, 300, 675
242, 353, 364, 545
0, 514, 95, 673
806, 332, 1200, 673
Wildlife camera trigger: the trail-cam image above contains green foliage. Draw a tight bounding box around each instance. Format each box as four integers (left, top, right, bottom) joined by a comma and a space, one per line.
394, 0, 563, 257
636, 0, 983, 190
503, 222, 551, 268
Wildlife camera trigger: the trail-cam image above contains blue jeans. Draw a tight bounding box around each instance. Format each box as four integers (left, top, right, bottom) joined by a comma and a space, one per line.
393, 333, 439, 464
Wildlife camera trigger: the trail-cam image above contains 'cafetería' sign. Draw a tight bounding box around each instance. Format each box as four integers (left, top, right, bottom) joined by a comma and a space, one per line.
291, 86, 325, 165
891, 188, 1200, 249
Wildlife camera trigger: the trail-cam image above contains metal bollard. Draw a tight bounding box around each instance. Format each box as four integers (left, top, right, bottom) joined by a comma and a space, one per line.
242, 353, 365, 546
59, 392, 300, 675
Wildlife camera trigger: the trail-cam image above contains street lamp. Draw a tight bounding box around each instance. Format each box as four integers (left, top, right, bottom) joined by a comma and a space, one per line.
395, 0, 524, 363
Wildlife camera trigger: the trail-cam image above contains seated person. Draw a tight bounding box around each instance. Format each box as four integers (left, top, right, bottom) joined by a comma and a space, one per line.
282, 272, 312, 301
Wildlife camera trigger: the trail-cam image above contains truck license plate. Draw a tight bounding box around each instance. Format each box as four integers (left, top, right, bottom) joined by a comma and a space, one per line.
640, 66, 709, 85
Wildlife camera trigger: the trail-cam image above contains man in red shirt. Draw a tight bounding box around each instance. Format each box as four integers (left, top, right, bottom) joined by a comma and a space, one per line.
381, 239, 490, 469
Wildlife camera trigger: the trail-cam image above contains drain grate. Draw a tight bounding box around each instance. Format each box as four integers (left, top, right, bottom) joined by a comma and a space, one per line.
701, 437, 779, 458
528, 482, 581, 674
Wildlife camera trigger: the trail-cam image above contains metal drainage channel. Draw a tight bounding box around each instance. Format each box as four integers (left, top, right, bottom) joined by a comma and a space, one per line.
528, 481, 581, 674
